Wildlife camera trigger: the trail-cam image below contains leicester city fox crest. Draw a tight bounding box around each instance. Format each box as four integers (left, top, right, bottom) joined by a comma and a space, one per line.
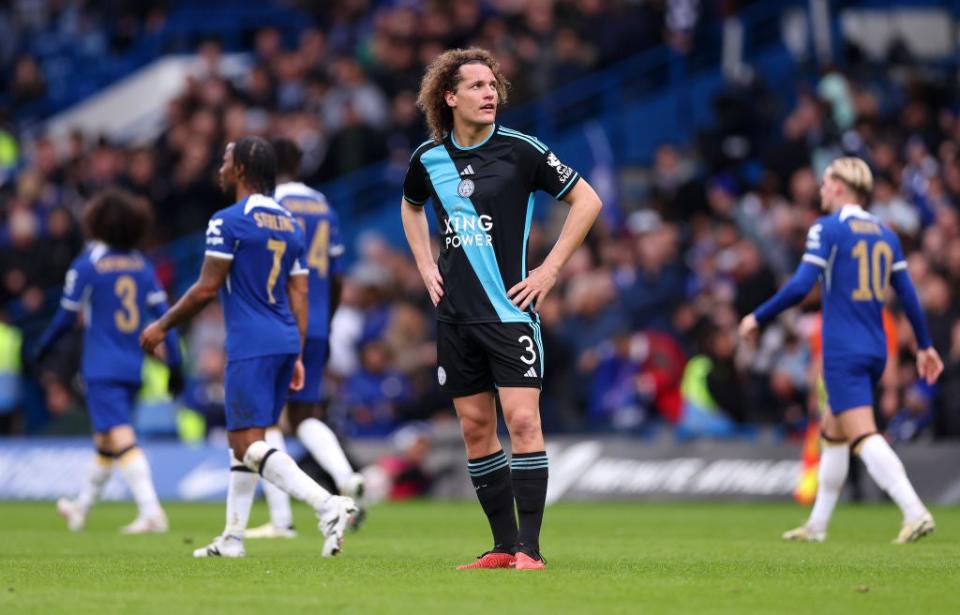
457, 178, 475, 197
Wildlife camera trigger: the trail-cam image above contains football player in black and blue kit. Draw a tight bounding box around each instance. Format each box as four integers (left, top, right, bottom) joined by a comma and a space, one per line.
141, 137, 356, 558
740, 157, 943, 543
401, 48, 602, 570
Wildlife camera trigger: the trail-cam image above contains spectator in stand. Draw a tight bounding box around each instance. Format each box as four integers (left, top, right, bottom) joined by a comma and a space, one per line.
338, 339, 413, 438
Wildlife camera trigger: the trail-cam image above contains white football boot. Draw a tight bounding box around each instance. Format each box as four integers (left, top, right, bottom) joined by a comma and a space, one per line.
344, 473, 367, 531
120, 510, 169, 534
319, 495, 357, 557
782, 524, 826, 543
244, 522, 298, 539
193, 534, 245, 558
57, 498, 88, 532
893, 511, 935, 544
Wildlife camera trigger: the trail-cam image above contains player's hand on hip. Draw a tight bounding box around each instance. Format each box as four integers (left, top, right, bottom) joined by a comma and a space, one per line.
916, 347, 944, 385
420, 265, 444, 307
289, 357, 305, 392
140, 322, 165, 355
737, 314, 759, 343
508, 265, 558, 311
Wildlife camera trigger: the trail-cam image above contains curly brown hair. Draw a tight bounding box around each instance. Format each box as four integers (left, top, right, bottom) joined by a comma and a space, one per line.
416, 47, 510, 143
82, 188, 153, 250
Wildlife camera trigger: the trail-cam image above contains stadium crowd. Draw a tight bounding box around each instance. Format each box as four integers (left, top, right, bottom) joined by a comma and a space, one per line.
1, 1, 959, 444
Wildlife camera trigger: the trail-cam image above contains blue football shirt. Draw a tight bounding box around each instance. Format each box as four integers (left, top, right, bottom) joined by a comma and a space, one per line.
204, 194, 308, 362
61, 244, 169, 383
274, 182, 345, 340
801, 204, 907, 362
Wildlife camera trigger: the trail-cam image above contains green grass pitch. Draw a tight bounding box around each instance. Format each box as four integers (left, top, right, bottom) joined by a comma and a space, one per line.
1, 500, 958, 614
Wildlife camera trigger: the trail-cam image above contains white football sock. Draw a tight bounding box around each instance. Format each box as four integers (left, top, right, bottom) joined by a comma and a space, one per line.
857, 434, 927, 522
244, 440, 332, 512
225, 450, 258, 538
76, 452, 113, 510
263, 428, 293, 529
806, 441, 849, 533
116, 447, 163, 518
297, 417, 355, 491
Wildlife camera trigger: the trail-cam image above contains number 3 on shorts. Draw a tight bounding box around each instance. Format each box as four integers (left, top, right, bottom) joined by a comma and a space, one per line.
518, 335, 537, 365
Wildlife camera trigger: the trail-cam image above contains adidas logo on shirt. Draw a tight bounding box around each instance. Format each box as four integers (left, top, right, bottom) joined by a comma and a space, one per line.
460, 164, 475, 176
524, 367, 538, 378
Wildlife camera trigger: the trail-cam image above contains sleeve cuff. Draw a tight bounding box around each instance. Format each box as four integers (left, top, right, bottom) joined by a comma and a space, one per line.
61, 298, 81, 312
554, 172, 581, 200
892, 261, 908, 272
204, 250, 234, 260
403, 195, 427, 206
802, 254, 827, 268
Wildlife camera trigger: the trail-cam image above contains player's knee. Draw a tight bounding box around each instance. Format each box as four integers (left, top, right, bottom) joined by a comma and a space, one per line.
287, 401, 318, 431
240, 440, 272, 471
107, 425, 136, 453
229, 434, 257, 462
506, 410, 542, 445
459, 414, 495, 447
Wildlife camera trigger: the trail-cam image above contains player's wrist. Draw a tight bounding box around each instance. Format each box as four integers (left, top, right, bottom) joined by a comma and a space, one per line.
539, 260, 561, 277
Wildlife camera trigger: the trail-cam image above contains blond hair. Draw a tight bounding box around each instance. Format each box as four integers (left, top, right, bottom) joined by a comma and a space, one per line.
827, 157, 874, 202
416, 47, 510, 143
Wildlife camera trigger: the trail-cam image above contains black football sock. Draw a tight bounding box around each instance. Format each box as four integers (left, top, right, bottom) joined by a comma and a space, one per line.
511, 451, 548, 556
468, 450, 518, 553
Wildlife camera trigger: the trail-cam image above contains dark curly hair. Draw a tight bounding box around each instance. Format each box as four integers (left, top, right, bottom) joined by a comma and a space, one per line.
233, 135, 277, 194
272, 137, 303, 179
416, 47, 510, 143
82, 188, 153, 250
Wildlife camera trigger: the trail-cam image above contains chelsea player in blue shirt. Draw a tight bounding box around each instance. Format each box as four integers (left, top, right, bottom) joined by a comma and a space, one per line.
739, 157, 943, 544
246, 138, 365, 540
36, 189, 182, 534
141, 137, 356, 558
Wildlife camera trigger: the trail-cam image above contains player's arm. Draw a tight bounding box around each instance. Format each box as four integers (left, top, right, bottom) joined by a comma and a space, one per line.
739, 262, 820, 339
286, 255, 309, 392
741, 220, 831, 340
401, 198, 443, 307
140, 255, 230, 353
329, 214, 345, 315
33, 308, 78, 365
288, 271, 309, 351
35, 260, 89, 364
147, 299, 186, 396
890, 265, 943, 384
145, 280, 183, 368
508, 178, 602, 310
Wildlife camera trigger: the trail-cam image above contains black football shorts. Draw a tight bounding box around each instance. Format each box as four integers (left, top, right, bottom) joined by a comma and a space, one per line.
436, 321, 544, 397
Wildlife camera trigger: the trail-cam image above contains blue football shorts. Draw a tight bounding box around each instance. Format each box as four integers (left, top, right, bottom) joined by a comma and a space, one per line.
85, 380, 139, 433
225, 353, 298, 431
823, 353, 886, 414
287, 337, 329, 404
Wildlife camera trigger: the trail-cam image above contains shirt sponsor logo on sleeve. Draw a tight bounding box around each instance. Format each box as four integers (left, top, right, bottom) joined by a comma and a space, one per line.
806, 223, 822, 250
547, 152, 574, 183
